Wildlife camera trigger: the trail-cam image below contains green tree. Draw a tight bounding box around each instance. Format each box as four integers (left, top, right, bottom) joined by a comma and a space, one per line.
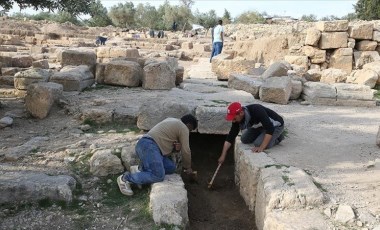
158, 1, 193, 30
235, 11, 265, 24
108, 2, 136, 28
300, 14, 317, 22
354, 0, 380, 20
0, 0, 95, 16
193, 9, 218, 28
222, 9, 232, 24
180, 0, 194, 9
341, 12, 358, 21
86, 0, 113, 27
320, 15, 340, 21
134, 3, 159, 29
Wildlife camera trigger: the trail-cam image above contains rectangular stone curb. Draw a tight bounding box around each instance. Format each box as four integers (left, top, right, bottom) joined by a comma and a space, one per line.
196, 106, 231, 134
150, 174, 188, 227
234, 139, 274, 211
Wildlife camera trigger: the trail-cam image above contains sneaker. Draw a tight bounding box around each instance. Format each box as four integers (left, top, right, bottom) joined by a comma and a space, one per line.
117, 175, 133, 196
130, 165, 142, 189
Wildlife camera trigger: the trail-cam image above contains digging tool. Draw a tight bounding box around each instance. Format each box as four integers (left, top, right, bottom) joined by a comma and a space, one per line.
208, 163, 222, 189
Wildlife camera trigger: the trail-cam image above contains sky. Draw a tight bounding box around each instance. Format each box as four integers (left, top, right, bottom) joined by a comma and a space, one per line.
7, 0, 358, 20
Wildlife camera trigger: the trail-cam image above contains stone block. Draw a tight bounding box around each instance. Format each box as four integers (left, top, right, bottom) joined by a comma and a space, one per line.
12, 55, 33, 68
103, 60, 142, 87
304, 28, 321, 46
181, 42, 193, 49
284, 55, 308, 70
302, 46, 326, 64
346, 69, 378, 88
261, 62, 290, 79
150, 174, 188, 227
306, 69, 322, 82
195, 106, 230, 134
356, 40, 377, 51
354, 51, 380, 69
320, 68, 347, 83
14, 68, 51, 90
50, 65, 94, 91
348, 23, 374, 39
126, 48, 140, 58
95, 63, 106, 84
0, 172, 76, 204
32, 59, 49, 69
302, 82, 337, 100
334, 83, 375, 100
25, 82, 63, 119
329, 48, 353, 74
259, 76, 292, 105
290, 80, 302, 100
81, 108, 113, 124
228, 73, 262, 98
363, 61, 380, 84
373, 31, 380, 42
318, 32, 348, 49
316, 20, 348, 32
212, 56, 256, 81
255, 166, 324, 230
61, 49, 96, 72
234, 140, 275, 211
175, 66, 184, 85
143, 61, 176, 90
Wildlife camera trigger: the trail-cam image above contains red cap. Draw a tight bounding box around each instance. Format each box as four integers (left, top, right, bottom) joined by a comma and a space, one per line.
226, 102, 242, 121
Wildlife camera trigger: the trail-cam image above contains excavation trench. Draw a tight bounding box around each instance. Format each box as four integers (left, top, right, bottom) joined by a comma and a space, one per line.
184, 133, 256, 230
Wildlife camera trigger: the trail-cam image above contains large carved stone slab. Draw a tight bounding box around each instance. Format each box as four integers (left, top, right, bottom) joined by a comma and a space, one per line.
195, 106, 230, 134
143, 61, 176, 90
348, 23, 374, 39
255, 166, 324, 230
0, 172, 76, 204
318, 32, 348, 49
50, 65, 94, 91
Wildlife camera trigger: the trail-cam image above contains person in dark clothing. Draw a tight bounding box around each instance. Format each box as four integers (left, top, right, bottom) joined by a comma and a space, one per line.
218, 102, 285, 164
96, 36, 107, 45
172, 21, 177, 32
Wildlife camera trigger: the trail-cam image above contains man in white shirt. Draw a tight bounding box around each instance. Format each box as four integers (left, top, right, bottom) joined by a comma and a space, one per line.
210, 19, 224, 62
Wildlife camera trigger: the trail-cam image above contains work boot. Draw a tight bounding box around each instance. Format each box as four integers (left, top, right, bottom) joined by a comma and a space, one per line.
117, 174, 133, 196
130, 165, 143, 189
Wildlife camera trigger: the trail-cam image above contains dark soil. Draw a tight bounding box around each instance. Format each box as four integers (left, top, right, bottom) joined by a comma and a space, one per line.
185, 133, 256, 230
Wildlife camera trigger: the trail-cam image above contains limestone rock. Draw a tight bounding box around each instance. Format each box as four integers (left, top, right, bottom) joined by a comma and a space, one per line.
61, 49, 96, 71
304, 28, 321, 46
316, 20, 348, 32
302, 46, 326, 64
143, 61, 176, 90
89, 149, 124, 177
32, 59, 49, 69
348, 23, 374, 39
259, 76, 292, 104
320, 68, 347, 84
284, 55, 308, 70
195, 106, 230, 134
347, 69, 378, 88
228, 73, 262, 98
334, 83, 375, 100
11, 55, 33, 68
306, 69, 322, 82
356, 40, 377, 51
0, 116, 13, 128
354, 51, 380, 69
302, 82, 337, 104
363, 61, 380, 84
121, 144, 139, 170
81, 108, 113, 124
329, 48, 353, 74
0, 172, 76, 204
261, 62, 290, 79
25, 82, 63, 119
318, 32, 348, 49
212, 56, 256, 81
335, 204, 355, 223
150, 174, 188, 227
373, 31, 380, 42
14, 68, 51, 90
50, 65, 94, 91
103, 60, 142, 87
2, 136, 49, 161
290, 80, 302, 100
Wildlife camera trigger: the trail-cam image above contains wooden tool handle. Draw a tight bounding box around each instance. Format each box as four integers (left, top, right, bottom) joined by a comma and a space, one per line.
208, 163, 222, 188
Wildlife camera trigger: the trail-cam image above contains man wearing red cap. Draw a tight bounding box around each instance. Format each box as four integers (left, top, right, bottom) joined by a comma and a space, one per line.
218, 102, 285, 164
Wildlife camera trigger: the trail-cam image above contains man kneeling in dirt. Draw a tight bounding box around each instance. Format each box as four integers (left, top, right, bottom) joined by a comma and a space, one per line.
117, 114, 198, 196
218, 102, 285, 165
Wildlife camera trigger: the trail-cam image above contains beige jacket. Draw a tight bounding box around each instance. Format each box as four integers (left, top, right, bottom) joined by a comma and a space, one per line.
148, 118, 191, 169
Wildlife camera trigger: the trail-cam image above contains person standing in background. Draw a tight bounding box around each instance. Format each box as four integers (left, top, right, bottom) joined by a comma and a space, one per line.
210, 19, 224, 62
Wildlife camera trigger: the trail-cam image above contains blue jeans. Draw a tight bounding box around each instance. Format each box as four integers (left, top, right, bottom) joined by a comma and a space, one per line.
124, 137, 176, 185
210, 42, 223, 62
241, 125, 284, 149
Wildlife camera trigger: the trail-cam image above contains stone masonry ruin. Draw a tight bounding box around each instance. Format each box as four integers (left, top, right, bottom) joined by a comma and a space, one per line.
1, 16, 380, 230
